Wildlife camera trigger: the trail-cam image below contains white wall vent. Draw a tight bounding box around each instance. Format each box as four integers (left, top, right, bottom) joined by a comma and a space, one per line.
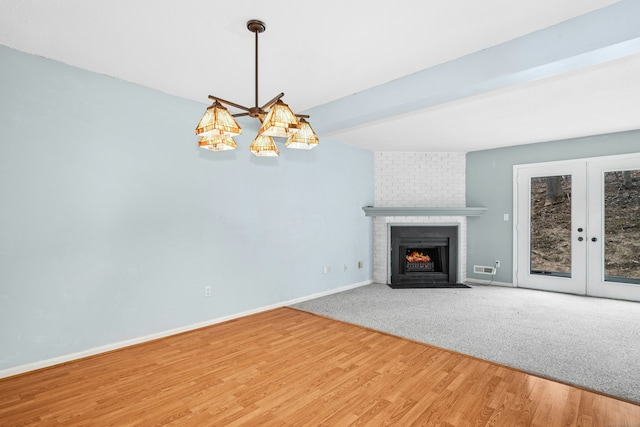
474, 265, 496, 275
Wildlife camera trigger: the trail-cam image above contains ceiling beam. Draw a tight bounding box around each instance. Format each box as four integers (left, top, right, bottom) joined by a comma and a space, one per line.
307, 0, 640, 136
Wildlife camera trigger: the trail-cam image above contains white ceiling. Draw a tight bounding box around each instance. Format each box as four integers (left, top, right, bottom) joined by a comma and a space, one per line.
1, 0, 639, 152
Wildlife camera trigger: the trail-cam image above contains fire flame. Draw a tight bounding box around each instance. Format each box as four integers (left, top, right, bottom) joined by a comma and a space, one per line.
406, 251, 431, 262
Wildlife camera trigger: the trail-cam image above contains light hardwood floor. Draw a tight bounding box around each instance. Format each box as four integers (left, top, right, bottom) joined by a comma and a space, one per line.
1, 307, 638, 426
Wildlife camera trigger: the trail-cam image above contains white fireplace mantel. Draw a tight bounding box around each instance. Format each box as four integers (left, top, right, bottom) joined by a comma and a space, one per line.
362, 206, 486, 217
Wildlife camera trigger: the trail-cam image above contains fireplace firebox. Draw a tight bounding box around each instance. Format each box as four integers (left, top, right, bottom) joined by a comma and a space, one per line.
390, 226, 458, 288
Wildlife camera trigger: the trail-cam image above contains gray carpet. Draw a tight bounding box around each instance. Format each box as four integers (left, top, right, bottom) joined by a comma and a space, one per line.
291, 283, 640, 404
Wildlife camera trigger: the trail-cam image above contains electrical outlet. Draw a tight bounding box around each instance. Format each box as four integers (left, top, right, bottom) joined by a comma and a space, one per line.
205, 286, 212, 297
495, 260, 500, 268
323, 266, 331, 274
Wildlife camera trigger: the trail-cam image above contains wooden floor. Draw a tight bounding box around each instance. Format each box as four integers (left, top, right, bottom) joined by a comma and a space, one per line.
1, 308, 639, 426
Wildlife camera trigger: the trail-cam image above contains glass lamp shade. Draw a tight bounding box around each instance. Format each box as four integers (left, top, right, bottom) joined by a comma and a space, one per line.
249, 135, 279, 157
198, 134, 237, 151
286, 118, 319, 149
195, 101, 242, 138
258, 100, 301, 138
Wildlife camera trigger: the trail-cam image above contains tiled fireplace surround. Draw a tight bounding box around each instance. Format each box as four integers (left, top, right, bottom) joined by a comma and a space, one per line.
372, 152, 467, 284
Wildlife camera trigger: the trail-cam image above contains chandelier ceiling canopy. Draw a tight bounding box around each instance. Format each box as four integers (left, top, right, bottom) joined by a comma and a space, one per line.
195, 20, 319, 156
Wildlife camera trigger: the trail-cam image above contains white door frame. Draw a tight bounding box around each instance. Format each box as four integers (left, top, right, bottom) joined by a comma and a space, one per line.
513, 152, 640, 302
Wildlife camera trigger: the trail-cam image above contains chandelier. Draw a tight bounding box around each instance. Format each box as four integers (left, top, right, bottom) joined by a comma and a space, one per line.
195, 20, 319, 156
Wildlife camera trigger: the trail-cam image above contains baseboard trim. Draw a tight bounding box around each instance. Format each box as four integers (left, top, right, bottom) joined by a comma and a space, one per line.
0, 280, 373, 379
466, 278, 514, 288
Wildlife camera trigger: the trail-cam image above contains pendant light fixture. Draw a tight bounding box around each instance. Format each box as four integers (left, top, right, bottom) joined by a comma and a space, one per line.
195, 20, 319, 156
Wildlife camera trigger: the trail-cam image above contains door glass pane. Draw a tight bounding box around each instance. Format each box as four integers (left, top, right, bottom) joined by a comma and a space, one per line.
530, 175, 572, 277
604, 169, 640, 284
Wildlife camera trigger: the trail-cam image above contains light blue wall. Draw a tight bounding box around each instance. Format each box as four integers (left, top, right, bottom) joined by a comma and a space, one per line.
0, 46, 374, 370
466, 131, 640, 283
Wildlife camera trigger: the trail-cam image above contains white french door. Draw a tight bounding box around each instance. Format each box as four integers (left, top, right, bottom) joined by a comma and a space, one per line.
515, 154, 640, 302
516, 162, 588, 295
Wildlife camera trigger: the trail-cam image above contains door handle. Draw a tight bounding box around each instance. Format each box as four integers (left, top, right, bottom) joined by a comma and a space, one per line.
577, 227, 583, 232
591, 237, 598, 242
578, 237, 584, 241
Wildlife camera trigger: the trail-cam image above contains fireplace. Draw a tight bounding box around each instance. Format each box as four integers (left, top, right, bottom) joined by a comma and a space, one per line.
390, 225, 458, 288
